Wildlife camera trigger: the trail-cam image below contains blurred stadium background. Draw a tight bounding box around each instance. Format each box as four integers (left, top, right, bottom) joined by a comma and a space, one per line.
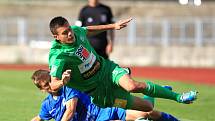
0, 0, 215, 67
0, 0, 215, 121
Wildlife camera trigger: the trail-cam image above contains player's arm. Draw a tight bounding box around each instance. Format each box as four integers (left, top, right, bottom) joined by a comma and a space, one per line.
106, 7, 115, 55
50, 70, 71, 92
61, 98, 78, 121
106, 29, 114, 55
31, 115, 44, 121
86, 18, 132, 36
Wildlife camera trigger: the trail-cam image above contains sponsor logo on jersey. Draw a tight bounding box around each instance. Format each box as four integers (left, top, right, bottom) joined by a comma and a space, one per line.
82, 61, 100, 79
62, 98, 66, 106
75, 45, 90, 62
49, 108, 56, 114
78, 52, 96, 73
101, 14, 107, 22
75, 45, 100, 79
87, 17, 93, 23
113, 98, 127, 108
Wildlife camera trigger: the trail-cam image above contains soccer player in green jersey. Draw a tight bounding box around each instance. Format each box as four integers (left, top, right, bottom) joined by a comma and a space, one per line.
48, 16, 197, 111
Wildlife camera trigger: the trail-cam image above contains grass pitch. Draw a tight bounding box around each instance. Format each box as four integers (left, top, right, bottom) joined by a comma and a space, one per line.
0, 70, 214, 121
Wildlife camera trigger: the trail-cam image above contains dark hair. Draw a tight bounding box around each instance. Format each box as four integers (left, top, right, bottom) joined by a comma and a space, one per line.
31, 69, 50, 89
49, 16, 69, 35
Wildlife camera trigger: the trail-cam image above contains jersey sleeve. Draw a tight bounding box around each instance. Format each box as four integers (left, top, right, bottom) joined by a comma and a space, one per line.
71, 26, 88, 39
39, 101, 52, 120
49, 59, 65, 79
64, 87, 81, 102
81, 27, 87, 35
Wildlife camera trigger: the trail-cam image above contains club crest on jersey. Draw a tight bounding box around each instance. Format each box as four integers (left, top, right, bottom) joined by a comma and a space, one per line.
75, 45, 90, 61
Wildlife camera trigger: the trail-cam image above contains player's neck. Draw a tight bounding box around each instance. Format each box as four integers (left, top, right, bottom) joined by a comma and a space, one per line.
88, 2, 99, 7
52, 95, 58, 100
51, 91, 60, 96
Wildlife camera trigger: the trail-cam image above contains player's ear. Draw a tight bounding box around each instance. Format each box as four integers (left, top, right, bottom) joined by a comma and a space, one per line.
53, 35, 58, 39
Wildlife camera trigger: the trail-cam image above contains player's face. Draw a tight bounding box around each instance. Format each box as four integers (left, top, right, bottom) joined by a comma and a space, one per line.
88, 0, 98, 5
39, 80, 52, 93
55, 23, 75, 44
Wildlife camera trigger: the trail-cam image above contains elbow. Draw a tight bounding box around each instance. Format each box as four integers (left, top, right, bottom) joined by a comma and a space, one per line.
61, 111, 75, 121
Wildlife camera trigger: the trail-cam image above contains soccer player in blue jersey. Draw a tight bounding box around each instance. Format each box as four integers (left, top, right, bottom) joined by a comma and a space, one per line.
30, 69, 179, 121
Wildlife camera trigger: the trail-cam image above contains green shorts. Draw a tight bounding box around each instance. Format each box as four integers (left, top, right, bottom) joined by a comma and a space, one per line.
89, 59, 134, 109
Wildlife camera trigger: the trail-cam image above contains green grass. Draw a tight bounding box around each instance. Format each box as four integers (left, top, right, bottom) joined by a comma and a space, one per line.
0, 70, 47, 121
134, 78, 215, 121
0, 70, 215, 121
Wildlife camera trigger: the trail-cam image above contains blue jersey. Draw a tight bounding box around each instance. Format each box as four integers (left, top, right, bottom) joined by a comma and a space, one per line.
39, 86, 126, 121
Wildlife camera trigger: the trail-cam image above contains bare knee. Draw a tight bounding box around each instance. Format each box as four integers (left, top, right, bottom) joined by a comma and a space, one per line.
118, 75, 147, 92
132, 96, 153, 112
122, 80, 147, 93
146, 110, 162, 120
141, 101, 153, 112
132, 102, 153, 112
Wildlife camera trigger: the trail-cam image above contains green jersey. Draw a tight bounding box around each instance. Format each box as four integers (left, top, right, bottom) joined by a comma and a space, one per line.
49, 26, 132, 108
49, 26, 104, 91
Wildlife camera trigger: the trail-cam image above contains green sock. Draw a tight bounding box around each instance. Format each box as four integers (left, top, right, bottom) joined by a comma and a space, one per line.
143, 95, 155, 106
142, 81, 181, 102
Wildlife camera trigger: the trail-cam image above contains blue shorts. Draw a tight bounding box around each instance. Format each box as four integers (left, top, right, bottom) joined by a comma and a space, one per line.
96, 107, 126, 120
84, 104, 126, 120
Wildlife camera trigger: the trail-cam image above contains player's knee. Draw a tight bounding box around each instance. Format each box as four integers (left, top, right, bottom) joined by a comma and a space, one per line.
136, 100, 153, 112
125, 81, 147, 92
146, 110, 155, 118
143, 102, 153, 112
125, 82, 136, 92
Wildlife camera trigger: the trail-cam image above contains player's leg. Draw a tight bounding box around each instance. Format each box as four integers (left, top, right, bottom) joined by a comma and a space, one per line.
124, 68, 174, 107
94, 105, 178, 121
95, 106, 127, 120
118, 74, 197, 104
96, 105, 178, 120
125, 110, 151, 120
143, 85, 172, 107
125, 67, 156, 107
112, 66, 179, 103
112, 86, 153, 111
126, 110, 179, 121
129, 95, 153, 111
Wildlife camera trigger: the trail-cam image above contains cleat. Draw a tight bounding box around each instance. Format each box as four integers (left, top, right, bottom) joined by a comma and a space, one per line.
179, 91, 198, 104
163, 85, 172, 91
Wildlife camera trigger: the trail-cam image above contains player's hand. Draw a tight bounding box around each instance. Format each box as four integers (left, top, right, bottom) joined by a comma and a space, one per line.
62, 69, 71, 85
114, 18, 132, 30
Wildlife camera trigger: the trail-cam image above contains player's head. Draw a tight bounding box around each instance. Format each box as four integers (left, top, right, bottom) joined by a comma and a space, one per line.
88, 0, 99, 6
31, 69, 52, 93
49, 16, 75, 44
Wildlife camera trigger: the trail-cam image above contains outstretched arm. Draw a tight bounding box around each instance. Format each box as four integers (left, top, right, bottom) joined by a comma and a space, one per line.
50, 70, 71, 92
61, 98, 78, 121
87, 18, 132, 36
